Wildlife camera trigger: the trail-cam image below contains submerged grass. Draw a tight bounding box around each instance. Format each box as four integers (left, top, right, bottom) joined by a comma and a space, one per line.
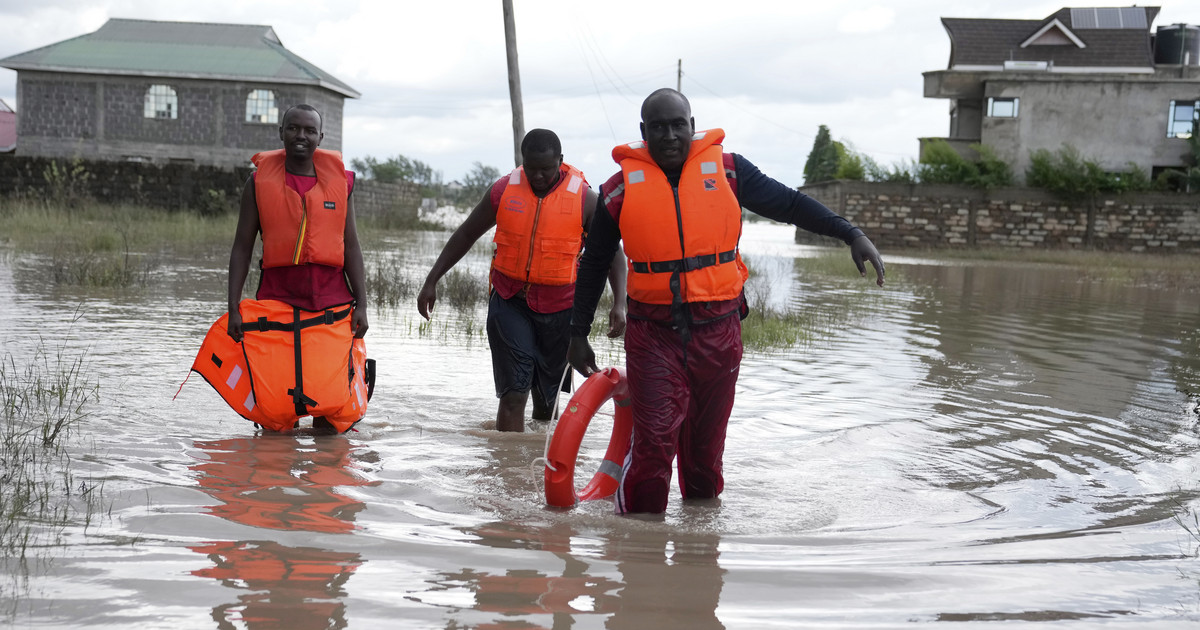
0, 331, 106, 613
366, 255, 418, 309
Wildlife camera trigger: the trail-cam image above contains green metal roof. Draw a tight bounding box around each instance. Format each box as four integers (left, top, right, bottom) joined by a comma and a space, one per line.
0, 18, 359, 98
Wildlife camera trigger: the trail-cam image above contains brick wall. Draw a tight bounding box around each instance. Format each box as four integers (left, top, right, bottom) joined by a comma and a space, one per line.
350, 178, 421, 222
0, 155, 420, 223
797, 180, 1200, 252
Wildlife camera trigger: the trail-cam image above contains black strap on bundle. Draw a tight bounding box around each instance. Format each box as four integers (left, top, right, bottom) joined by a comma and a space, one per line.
239, 306, 352, 333
286, 306, 318, 415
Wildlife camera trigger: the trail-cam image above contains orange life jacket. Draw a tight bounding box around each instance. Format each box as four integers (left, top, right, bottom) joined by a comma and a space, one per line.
252, 148, 348, 269
615, 128, 747, 305
492, 163, 586, 286
188, 299, 372, 433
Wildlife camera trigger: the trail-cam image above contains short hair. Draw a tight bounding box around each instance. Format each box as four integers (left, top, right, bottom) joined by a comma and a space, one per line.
521, 128, 561, 158
640, 88, 691, 121
281, 103, 323, 130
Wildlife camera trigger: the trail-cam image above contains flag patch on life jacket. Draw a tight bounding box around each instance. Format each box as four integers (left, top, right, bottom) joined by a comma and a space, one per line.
703, 178, 718, 191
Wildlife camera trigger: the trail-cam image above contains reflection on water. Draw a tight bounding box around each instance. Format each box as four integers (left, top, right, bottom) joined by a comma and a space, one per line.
188, 436, 375, 628
190, 540, 361, 630
192, 436, 376, 533
1, 222, 1199, 627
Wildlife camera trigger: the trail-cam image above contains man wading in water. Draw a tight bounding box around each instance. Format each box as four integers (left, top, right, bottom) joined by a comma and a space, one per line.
418, 129, 626, 432
569, 89, 885, 514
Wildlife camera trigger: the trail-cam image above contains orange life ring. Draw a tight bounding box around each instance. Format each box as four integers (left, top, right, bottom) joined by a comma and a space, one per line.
544, 367, 633, 508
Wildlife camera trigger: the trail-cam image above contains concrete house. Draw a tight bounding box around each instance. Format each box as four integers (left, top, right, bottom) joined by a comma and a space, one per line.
0, 18, 359, 169
923, 6, 1200, 180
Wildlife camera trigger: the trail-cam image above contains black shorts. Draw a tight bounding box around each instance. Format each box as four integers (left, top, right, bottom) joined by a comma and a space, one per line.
486, 291, 572, 408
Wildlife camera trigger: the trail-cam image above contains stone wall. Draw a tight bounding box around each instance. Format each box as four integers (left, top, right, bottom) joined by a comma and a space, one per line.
0, 154, 420, 223
797, 180, 1200, 252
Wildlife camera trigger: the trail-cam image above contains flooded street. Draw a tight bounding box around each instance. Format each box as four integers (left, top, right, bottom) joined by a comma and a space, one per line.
2, 221, 1199, 628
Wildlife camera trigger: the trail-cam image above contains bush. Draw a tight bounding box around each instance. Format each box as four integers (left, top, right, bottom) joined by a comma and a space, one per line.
196, 188, 233, 217
1024, 145, 1146, 201
971, 144, 1014, 189
917, 140, 980, 185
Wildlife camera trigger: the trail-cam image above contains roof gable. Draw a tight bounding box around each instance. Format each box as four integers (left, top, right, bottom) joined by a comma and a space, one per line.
0, 18, 359, 98
1021, 19, 1086, 48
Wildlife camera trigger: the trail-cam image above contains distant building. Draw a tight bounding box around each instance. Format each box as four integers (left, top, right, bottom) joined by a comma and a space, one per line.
923, 6, 1200, 180
0, 99, 14, 153
0, 18, 359, 169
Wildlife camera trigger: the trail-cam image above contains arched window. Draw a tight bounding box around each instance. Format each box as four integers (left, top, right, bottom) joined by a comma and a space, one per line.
144, 84, 178, 119
245, 89, 278, 124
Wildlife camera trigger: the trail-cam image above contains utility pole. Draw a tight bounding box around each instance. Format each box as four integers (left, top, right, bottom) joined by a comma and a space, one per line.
502, 0, 525, 167
677, 59, 682, 92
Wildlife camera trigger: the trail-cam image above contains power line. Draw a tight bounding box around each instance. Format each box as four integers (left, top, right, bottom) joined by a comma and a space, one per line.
682, 70, 913, 158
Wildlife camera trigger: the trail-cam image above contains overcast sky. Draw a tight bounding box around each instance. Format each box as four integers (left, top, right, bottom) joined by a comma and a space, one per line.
2, 0, 1200, 187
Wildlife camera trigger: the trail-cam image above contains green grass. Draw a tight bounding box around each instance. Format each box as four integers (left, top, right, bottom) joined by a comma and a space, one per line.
0, 200, 236, 289
0, 199, 236, 249
0, 336, 106, 585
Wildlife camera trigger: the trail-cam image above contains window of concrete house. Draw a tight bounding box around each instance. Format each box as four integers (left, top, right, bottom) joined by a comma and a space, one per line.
1167, 100, 1198, 138
144, 84, 178, 120
987, 97, 1019, 118
245, 89, 279, 124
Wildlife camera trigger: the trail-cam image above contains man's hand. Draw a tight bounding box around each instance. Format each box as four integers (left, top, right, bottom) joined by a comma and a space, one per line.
850, 235, 886, 287
226, 310, 244, 342
417, 282, 437, 320
607, 304, 627, 338
568, 337, 599, 377
352, 307, 369, 338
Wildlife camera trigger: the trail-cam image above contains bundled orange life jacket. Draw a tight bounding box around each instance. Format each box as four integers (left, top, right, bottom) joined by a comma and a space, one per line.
615, 128, 747, 305
252, 148, 348, 269
187, 299, 372, 433
492, 163, 586, 286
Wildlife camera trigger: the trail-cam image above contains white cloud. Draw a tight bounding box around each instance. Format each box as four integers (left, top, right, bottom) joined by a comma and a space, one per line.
838, 6, 897, 34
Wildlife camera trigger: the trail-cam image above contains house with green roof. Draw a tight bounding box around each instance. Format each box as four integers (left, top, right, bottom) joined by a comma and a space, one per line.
0, 18, 359, 169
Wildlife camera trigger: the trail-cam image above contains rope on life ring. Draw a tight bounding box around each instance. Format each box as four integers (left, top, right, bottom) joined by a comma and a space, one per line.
543, 367, 633, 508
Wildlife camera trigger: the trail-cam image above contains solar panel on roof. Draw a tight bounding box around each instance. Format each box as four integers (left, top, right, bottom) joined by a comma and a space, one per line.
1070, 7, 1147, 29
1072, 8, 1098, 28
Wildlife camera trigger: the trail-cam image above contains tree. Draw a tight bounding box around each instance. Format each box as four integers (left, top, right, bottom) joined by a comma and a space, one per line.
803, 125, 841, 185
458, 162, 502, 205
350, 154, 443, 197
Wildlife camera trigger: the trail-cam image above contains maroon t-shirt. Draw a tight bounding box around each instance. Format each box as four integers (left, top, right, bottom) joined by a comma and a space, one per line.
254, 170, 356, 312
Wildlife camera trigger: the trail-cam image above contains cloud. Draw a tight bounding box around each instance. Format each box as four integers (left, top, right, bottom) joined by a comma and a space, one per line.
838, 7, 897, 34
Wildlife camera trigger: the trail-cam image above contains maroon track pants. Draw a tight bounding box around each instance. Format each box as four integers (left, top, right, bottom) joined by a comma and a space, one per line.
617, 314, 743, 514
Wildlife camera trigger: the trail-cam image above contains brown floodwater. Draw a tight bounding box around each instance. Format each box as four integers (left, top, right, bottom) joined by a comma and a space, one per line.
1, 222, 1198, 628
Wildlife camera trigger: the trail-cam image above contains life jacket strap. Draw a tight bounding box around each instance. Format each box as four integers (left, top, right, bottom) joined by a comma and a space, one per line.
631, 249, 736, 274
